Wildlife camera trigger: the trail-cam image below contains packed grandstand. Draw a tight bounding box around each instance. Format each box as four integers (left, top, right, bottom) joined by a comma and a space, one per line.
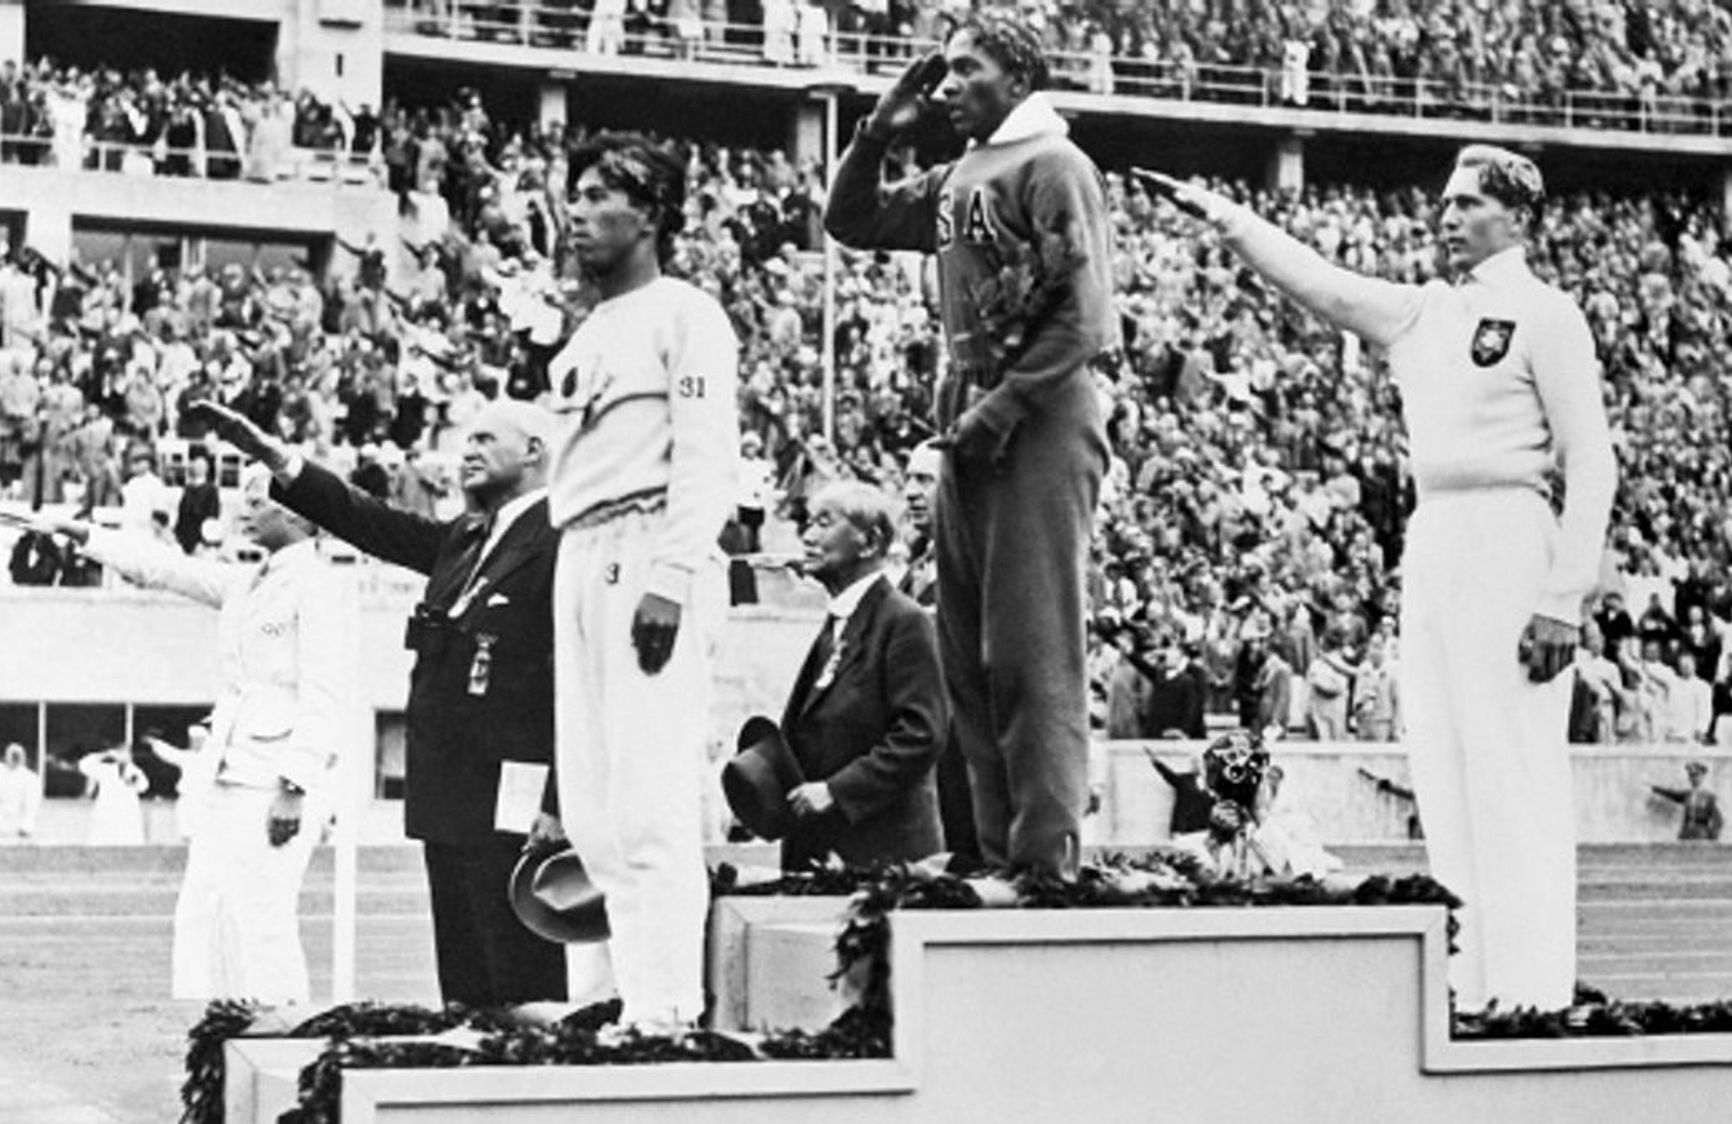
0, 0, 1728, 750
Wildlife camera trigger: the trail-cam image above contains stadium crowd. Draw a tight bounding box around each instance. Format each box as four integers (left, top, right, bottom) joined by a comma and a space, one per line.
400, 0, 1732, 127
0, 59, 379, 178
2, 85, 1730, 744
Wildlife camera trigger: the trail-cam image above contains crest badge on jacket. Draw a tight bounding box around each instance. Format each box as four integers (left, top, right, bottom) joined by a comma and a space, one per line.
1470, 318, 1516, 367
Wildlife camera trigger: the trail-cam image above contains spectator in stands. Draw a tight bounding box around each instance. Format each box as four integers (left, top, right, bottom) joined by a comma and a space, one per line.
1678, 603, 1722, 682
1664, 649, 1714, 744
1103, 622, 1154, 740
1142, 633, 1209, 740
173, 449, 221, 555
118, 440, 175, 543
1235, 613, 1292, 741
389, 444, 449, 518
1569, 620, 1624, 744
1631, 635, 1679, 743
1596, 591, 1637, 662
1352, 631, 1400, 742
1303, 626, 1356, 741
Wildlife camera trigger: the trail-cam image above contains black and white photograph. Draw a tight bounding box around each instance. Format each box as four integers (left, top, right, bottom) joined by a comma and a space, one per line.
1, 2, 1731, 1120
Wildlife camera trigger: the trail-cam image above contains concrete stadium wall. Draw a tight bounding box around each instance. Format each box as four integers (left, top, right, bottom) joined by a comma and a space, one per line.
6, 582, 1729, 844
1108, 742, 1732, 846
0, 164, 395, 265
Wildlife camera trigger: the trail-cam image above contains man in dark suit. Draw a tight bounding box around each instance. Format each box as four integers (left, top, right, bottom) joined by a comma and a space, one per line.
897, 439, 977, 864
896, 440, 941, 607
781, 481, 947, 871
191, 398, 565, 1008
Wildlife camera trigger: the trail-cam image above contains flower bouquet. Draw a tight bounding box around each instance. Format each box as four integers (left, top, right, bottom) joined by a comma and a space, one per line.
957, 215, 1085, 393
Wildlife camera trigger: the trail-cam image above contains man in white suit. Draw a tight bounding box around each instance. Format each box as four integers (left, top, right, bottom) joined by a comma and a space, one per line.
36, 467, 349, 1005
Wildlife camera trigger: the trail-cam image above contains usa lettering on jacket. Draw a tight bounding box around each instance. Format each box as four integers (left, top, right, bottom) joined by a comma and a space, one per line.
937, 186, 1000, 249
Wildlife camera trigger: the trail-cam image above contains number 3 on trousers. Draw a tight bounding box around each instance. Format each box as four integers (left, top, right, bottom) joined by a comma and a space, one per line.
678, 377, 707, 398
604, 563, 620, 585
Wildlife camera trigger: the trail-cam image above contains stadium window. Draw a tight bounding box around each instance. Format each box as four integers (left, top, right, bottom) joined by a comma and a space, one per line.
0, 702, 41, 770
71, 229, 191, 290
44, 704, 125, 799
132, 704, 214, 800
375, 711, 406, 801
201, 236, 312, 276
0, 212, 23, 256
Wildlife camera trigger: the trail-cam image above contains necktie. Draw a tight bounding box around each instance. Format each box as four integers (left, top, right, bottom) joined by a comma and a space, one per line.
811, 615, 840, 690
440, 516, 491, 610
462, 514, 495, 587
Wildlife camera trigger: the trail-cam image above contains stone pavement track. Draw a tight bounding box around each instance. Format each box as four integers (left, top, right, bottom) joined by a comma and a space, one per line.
2, 844, 1729, 1123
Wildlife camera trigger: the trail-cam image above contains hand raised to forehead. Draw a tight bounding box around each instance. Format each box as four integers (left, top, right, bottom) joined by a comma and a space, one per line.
865, 52, 949, 139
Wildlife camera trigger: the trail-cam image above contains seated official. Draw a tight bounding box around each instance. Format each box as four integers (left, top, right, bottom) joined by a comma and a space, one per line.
779, 481, 947, 871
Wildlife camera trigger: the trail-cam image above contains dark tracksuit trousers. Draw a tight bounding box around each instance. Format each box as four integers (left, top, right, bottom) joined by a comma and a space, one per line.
936, 372, 1105, 876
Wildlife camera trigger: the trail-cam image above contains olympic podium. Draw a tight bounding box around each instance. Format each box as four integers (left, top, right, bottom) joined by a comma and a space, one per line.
227, 896, 1732, 1124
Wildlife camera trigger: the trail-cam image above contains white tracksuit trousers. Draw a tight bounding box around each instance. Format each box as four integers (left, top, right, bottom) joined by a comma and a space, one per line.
554, 511, 725, 1028
1401, 489, 1577, 1011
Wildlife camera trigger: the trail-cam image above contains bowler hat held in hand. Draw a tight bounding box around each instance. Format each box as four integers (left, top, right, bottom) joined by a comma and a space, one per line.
509, 845, 610, 944
722, 715, 806, 841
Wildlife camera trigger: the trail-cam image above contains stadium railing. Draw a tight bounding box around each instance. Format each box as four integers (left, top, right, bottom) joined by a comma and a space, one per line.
380, 0, 1732, 137
0, 136, 384, 187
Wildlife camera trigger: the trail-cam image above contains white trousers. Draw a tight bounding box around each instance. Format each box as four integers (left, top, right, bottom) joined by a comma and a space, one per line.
554, 513, 724, 1027
1401, 490, 1576, 1011
172, 782, 320, 1005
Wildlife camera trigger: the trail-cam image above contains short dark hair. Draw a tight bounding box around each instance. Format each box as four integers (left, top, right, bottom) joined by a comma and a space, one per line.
568, 132, 688, 264
950, 14, 1051, 92
1453, 145, 1545, 223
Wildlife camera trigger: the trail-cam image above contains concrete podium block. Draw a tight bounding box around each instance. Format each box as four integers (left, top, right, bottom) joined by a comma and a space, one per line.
745, 920, 851, 1031
229, 902, 1732, 1124
706, 895, 852, 1032
225, 1038, 326, 1124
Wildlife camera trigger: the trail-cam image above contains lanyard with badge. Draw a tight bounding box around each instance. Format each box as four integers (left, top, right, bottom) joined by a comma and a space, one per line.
448, 520, 497, 698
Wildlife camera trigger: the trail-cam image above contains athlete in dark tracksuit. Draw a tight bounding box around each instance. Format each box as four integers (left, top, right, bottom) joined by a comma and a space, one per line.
825, 20, 1117, 877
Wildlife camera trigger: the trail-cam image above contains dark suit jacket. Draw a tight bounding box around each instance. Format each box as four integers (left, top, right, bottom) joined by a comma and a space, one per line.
780, 574, 946, 870
1140, 659, 1207, 740
897, 538, 937, 607
276, 463, 556, 844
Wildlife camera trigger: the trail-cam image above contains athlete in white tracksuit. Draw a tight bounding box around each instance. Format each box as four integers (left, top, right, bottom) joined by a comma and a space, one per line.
1145, 147, 1617, 1012
546, 135, 739, 1032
